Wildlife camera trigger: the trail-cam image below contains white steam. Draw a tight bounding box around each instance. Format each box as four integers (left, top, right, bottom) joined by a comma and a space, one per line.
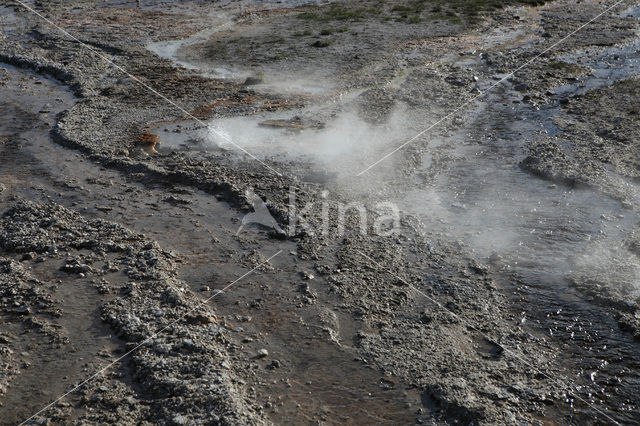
201, 105, 414, 177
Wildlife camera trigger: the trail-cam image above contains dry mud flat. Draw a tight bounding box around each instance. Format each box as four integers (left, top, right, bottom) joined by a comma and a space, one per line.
1, 0, 640, 424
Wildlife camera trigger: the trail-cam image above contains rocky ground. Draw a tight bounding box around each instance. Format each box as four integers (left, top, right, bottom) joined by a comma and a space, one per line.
1, 0, 640, 424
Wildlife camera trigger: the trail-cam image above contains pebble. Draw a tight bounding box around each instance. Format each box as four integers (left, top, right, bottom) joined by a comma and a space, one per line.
17, 305, 31, 315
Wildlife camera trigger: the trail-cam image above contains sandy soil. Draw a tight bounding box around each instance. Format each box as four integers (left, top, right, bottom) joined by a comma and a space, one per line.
1, 0, 640, 424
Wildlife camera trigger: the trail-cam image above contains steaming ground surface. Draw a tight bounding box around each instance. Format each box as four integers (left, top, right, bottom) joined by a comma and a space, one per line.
1, 0, 640, 424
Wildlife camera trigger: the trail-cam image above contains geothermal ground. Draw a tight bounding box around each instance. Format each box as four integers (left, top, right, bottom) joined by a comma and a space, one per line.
1, 0, 640, 424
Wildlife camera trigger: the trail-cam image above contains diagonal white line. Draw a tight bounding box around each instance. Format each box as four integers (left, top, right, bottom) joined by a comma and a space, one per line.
19, 250, 282, 425
12, 0, 283, 177
356, 0, 628, 176
357, 251, 622, 425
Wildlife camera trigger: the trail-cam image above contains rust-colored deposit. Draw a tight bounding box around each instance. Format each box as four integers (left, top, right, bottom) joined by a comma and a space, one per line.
137, 132, 160, 153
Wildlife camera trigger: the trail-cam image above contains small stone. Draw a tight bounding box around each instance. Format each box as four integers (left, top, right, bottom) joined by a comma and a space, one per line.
257, 348, 269, 358
21, 253, 34, 261
267, 360, 281, 369
155, 343, 171, 354
172, 414, 188, 425
243, 76, 263, 86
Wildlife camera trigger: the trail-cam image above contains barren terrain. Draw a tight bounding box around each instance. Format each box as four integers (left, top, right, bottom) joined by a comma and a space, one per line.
1, 0, 640, 424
